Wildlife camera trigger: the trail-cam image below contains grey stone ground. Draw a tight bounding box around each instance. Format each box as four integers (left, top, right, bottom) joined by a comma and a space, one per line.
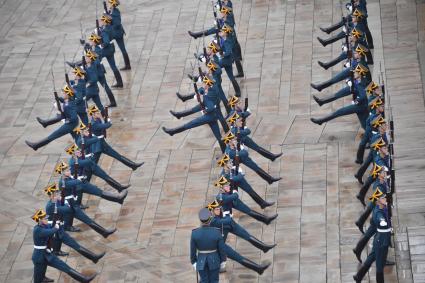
0, 0, 424, 282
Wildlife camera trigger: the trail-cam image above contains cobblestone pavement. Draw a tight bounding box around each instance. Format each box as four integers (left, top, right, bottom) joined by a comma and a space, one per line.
0, 0, 423, 282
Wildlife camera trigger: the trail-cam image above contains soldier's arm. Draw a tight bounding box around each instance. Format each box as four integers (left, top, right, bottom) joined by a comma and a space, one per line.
38, 227, 59, 237
190, 233, 197, 264
217, 233, 226, 263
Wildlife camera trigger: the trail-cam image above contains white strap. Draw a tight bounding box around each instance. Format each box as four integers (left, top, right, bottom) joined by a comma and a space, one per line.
377, 228, 391, 233
34, 245, 47, 249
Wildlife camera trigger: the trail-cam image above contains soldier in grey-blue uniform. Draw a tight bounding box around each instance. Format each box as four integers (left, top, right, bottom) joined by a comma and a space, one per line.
353, 189, 392, 283
31, 209, 96, 283
190, 208, 226, 283
26, 84, 80, 151
43, 184, 106, 263
107, 0, 131, 70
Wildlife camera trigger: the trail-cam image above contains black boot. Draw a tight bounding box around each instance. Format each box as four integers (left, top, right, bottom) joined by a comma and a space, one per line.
248, 236, 276, 253
67, 268, 96, 283
231, 79, 241, 97
103, 176, 130, 192
25, 137, 51, 151
353, 233, 370, 263
310, 117, 324, 125
170, 109, 192, 120
119, 155, 144, 170
65, 226, 81, 232
37, 115, 62, 128
54, 250, 69, 256
42, 277, 54, 283
255, 167, 281, 184
376, 272, 384, 283
120, 53, 131, 70
247, 189, 275, 209
101, 189, 128, 204
88, 221, 116, 238
77, 246, 106, 264
247, 210, 278, 225
313, 95, 324, 106
317, 32, 345, 47
105, 88, 117, 107
319, 18, 345, 34
188, 30, 205, 39
356, 184, 369, 207
353, 263, 371, 283
239, 258, 270, 275
111, 70, 123, 88
162, 126, 186, 136
255, 147, 282, 162
355, 205, 373, 234
317, 61, 330, 70
176, 92, 195, 102
235, 60, 244, 78
310, 79, 333, 92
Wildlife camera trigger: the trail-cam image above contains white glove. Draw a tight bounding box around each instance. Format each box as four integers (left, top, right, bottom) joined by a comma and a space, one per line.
192, 263, 197, 270
54, 224, 60, 229
348, 5, 353, 12
347, 80, 353, 87
97, 135, 104, 139
342, 45, 348, 52
61, 119, 66, 124
77, 176, 86, 181
342, 26, 347, 33
220, 261, 226, 269
344, 61, 351, 68
213, 20, 217, 26
232, 190, 238, 194
107, 118, 111, 123
201, 57, 206, 63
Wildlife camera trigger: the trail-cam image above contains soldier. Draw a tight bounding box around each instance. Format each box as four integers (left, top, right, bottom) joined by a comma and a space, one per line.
218, 24, 241, 96
227, 110, 283, 161
44, 184, 106, 263
215, 178, 278, 224
224, 135, 281, 184
311, 49, 370, 92
56, 163, 117, 238
206, 201, 271, 275
190, 208, 226, 283
83, 49, 106, 114
310, 68, 369, 129
216, 165, 275, 209
37, 66, 88, 128
26, 84, 79, 151
353, 189, 392, 283
354, 83, 384, 165
355, 96, 386, 183
169, 70, 229, 134
162, 74, 226, 153
317, 9, 369, 48
106, 0, 131, 70
356, 137, 389, 206
66, 143, 130, 192
87, 105, 144, 169
209, 200, 276, 253
31, 209, 97, 283
96, 16, 124, 88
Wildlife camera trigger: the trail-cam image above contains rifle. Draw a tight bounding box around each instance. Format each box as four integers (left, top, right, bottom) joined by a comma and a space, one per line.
80, 134, 86, 160
103, 106, 109, 138
203, 46, 209, 65
72, 156, 78, 199
51, 71, 64, 117
241, 98, 248, 128
63, 53, 70, 85
88, 122, 93, 138
194, 82, 206, 112
103, 1, 110, 14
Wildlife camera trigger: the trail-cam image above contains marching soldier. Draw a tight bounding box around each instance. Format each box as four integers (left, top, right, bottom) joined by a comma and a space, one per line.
209, 201, 276, 253
31, 209, 97, 283
106, 0, 131, 70
353, 189, 392, 283
162, 74, 226, 153
83, 49, 106, 114
88, 105, 144, 169
190, 208, 226, 283
224, 133, 281, 184
44, 184, 106, 263
26, 84, 79, 151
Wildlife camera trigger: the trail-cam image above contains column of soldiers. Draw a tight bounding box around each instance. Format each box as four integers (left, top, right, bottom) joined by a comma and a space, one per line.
160, 1, 282, 281
310, 1, 396, 282
25, 1, 142, 282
